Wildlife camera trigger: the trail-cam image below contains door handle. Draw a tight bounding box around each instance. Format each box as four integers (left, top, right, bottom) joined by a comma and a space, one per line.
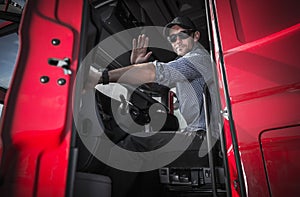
48, 57, 72, 75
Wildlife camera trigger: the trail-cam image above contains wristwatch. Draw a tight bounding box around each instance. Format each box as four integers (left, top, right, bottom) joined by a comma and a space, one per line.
101, 69, 109, 85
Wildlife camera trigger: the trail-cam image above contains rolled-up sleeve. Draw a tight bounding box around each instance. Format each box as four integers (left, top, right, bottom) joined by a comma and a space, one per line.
153, 57, 203, 87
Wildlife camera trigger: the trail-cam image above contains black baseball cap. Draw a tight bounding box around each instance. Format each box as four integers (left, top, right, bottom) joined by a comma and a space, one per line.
163, 16, 196, 36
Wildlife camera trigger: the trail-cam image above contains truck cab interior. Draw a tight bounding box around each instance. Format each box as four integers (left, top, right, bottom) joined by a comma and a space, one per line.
72, 0, 228, 197
1, 0, 300, 196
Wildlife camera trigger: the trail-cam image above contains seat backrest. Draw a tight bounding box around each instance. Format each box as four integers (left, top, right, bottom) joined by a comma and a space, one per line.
74, 172, 111, 197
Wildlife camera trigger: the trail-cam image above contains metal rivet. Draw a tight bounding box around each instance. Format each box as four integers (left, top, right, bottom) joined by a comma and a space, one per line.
40, 76, 50, 83
51, 39, 60, 46
57, 78, 66, 86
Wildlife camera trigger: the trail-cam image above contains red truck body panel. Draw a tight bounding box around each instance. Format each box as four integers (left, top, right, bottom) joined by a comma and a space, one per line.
0, 0, 299, 196
0, 0, 83, 196
214, 0, 300, 196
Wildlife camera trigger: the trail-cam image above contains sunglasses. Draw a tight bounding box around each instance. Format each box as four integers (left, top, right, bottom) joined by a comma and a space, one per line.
167, 30, 194, 43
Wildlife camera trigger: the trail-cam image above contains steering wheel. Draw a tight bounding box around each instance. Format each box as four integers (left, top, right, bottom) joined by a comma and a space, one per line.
122, 84, 168, 126
96, 83, 179, 132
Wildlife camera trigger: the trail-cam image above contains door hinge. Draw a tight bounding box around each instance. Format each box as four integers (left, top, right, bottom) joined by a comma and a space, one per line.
220, 107, 229, 120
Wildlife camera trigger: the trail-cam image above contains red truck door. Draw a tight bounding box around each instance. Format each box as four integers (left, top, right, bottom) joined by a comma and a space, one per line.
212, 0, 300, 196
0, 1, 84, 196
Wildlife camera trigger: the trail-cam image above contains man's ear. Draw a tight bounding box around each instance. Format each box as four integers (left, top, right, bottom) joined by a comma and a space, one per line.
193, 31, 201, 42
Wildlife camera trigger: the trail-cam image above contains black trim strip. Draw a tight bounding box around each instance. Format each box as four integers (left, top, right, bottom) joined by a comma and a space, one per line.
209, 0, 247, 196
65, 1, 89, 196
203, 91, 217, 196
204, 0, 232, 196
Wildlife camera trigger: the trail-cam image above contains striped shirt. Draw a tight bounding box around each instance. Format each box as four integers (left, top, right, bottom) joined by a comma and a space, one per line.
153, 43, 213, 132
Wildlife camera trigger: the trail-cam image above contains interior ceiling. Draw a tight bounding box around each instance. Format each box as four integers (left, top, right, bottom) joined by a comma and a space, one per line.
120, 0, 209, 50
122, 0, 209, 50
123, 0, 207, 30
90, 0, 207, 30
90, 0, 208, 65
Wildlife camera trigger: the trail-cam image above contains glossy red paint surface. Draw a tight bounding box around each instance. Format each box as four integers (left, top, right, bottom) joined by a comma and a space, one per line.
214, 0, 300, 196
223, 119, 240, 197
0, 0, 83, 196
260, 125, 300, 196
0, 0, 299, 196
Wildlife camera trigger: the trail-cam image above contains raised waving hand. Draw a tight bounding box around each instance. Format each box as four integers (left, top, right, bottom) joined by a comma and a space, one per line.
130, 34, 152, 64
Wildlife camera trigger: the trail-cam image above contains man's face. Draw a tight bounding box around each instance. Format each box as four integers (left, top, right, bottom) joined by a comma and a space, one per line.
168, 25, 197, 56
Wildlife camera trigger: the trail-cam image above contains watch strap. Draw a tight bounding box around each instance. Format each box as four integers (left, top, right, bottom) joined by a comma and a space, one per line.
101, 69, 109, 85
